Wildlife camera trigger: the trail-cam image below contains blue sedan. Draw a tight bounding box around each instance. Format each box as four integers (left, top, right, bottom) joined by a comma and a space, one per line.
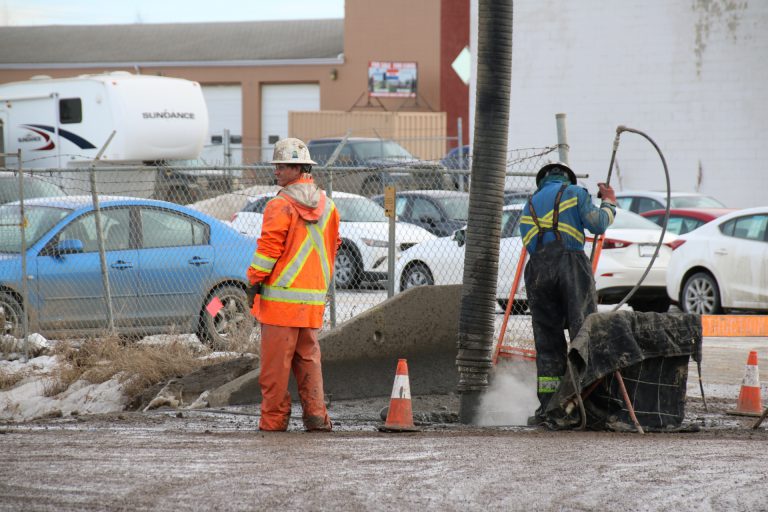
0, 196, 256, 347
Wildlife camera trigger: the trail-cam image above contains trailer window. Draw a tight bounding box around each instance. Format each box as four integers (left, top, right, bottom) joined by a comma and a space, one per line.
59, 98, 82, 124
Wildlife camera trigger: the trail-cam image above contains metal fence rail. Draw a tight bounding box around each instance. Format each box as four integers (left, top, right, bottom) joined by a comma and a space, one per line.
0, 145, 559, 353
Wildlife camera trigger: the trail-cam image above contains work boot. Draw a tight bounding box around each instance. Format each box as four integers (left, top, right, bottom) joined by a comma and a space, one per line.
304, 415, 332, 432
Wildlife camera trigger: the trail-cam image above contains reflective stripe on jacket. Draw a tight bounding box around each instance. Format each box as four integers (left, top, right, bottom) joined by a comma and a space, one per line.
520, 175, 615, 254
247, 177, 340, 328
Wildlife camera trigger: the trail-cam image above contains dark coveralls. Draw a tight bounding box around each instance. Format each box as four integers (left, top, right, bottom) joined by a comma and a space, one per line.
520, 175, 616, 416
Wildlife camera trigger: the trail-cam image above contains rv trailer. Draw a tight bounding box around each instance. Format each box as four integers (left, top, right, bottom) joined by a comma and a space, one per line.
0, 72, 208, 199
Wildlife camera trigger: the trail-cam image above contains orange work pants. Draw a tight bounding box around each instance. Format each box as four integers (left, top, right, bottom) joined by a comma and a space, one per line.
259, 323, 331, 431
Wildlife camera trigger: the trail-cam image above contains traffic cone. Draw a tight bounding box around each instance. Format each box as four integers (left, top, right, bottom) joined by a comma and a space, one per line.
379, 359, 420, 432
735, 351, 763, 416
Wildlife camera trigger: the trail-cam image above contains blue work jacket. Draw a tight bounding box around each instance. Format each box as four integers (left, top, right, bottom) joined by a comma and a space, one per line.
520, 175, 616, 254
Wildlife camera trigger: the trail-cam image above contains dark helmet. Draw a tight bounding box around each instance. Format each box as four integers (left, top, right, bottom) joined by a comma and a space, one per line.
535, 161, 577, 187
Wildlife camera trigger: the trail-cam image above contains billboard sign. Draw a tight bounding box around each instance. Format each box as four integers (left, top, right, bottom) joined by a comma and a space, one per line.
368, 61, 417, 98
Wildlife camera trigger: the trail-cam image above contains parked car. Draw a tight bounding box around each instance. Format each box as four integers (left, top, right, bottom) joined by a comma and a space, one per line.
229, 191, 436, 288
395, 207, 677, 313
0, 196, 256, 346
587, 208, 679, 312
0, 172, 67, 204
640, 207, 737, 235
371, 190, 469, 237
666, 206, 768, 314
307, 137, 452, 196
440, 145, 470, 190
395, 205, 529, 312
503, 188, 535, 206
615, 190, 726, 214
440, 145, 470, 170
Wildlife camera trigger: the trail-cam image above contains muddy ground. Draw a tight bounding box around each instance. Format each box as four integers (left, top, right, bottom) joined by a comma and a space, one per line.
1, 393, 766, 512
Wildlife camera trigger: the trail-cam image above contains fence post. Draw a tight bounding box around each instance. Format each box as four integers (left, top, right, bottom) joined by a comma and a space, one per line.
556, 113, 570, 165
385, 186, 397, 298
457, 117, 467, 191
16, 150, 30, 361
223, 128, 232, 191
90, 131, 117, 334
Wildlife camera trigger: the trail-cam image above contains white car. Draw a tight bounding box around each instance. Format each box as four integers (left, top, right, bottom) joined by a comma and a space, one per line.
229, 191, 436, 288
587, 208, 679, 312
395, 207, 677, 313
394, 205, 529, 312
615, 190, 726, 215
666, 206, 768, 314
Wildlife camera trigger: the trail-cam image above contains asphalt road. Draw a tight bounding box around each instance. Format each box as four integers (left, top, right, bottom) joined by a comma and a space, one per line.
1, 336, 767, 511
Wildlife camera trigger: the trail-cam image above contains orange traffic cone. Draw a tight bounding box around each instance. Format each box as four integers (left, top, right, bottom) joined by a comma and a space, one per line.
735, 351, 763, 416
379, 359, 420, 432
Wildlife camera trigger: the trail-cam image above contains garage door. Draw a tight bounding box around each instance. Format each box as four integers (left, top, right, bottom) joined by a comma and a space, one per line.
200, 85, 242, 165
261, 84, 320, 161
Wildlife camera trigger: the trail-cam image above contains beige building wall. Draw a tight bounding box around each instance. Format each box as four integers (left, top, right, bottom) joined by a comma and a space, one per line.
290, 111, 447, 160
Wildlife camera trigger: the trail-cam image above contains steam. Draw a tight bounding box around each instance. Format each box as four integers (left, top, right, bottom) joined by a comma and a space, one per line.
475, 362, 539, 426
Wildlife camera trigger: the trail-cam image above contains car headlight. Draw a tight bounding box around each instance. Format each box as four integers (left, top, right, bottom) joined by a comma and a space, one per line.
361, 238, 389, 248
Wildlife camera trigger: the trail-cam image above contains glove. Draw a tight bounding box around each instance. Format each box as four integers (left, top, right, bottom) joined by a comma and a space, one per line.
597, 183, 616, 204
246, 283, 261, 309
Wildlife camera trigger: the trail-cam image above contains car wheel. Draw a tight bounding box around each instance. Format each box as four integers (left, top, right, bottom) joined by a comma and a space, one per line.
334, 245, 363, 289
0, 291, 23, 338
401, 263, 434, 290
628, 297, 671, 313
199, 285, 254, 350
681, 272, 722, 314
361, 176, 384, 197
497, 299, 530, 315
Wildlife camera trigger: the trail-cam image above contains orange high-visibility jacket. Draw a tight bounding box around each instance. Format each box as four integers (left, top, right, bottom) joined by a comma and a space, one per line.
247, 176, 340, 328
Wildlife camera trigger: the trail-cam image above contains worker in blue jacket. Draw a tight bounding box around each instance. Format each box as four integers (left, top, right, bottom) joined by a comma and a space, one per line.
520, 161, 616, 426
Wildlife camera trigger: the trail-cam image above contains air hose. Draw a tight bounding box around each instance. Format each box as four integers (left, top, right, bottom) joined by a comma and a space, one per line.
572, 125, 678, 430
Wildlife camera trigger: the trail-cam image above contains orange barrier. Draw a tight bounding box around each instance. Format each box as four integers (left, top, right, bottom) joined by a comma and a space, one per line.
379, 359, 420, 432
734, 351, 763, 416
702, 315, 768, 337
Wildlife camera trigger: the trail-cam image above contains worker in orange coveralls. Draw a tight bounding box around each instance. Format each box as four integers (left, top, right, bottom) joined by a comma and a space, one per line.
246, 137, 340, 432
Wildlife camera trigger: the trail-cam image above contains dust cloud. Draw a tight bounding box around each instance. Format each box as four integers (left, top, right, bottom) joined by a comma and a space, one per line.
475, 362, 539, 426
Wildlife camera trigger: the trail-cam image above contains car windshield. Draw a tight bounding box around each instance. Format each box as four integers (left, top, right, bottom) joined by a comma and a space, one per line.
0, 204, 72, 252
434, 196, 469, 221
0, 177, 65, 204
669, 195, 726, 208
501, 209, 522, 238
352, 141, 414, 160
335, 196, 387, 222
612, 209, 662, 230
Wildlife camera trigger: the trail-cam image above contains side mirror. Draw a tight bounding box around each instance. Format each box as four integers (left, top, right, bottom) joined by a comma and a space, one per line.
56, 239, 84, 255
452, 229, 466, 247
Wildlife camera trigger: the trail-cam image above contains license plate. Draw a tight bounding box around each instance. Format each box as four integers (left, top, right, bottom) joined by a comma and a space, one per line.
639, 244, 655, 257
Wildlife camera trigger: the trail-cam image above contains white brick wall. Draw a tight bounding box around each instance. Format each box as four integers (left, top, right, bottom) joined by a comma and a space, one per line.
470, 0, 768, 208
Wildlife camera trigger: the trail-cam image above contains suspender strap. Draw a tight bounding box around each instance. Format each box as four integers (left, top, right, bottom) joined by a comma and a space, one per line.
528, 183, 569, 245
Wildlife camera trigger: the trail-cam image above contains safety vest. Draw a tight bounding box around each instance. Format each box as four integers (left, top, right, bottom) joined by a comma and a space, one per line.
520, 177, 614, 254
248, 184, 340, 328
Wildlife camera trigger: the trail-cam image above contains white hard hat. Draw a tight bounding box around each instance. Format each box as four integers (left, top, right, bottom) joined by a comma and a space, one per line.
536, 161, 576, 187
270, 138, 317, 165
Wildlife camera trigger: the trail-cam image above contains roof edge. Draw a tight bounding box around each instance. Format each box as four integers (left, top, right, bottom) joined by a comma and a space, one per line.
0, 56, 345, 70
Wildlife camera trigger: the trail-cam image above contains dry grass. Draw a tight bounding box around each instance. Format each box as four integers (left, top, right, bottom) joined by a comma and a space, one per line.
45, 336, 222, 399
0, 366, 32, 391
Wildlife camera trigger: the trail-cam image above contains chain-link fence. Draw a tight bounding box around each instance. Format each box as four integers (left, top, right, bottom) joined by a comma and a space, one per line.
0, 142, 558, 356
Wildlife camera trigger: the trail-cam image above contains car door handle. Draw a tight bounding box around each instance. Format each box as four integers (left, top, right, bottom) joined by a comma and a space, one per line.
111, 260, 134, 270
188, 256, 211, 266
714, 249, 728, 255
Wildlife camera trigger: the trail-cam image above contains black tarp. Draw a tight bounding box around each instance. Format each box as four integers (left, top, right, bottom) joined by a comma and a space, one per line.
545, 311, 702, 431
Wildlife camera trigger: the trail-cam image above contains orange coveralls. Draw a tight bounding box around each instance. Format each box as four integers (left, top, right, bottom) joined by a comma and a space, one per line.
247, 175, 340, 431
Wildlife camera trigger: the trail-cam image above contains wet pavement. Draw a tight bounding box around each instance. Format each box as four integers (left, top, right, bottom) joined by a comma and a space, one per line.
1, 336, 767, 511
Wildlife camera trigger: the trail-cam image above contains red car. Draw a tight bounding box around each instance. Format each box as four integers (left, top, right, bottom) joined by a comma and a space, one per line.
640, 208, 737, 236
